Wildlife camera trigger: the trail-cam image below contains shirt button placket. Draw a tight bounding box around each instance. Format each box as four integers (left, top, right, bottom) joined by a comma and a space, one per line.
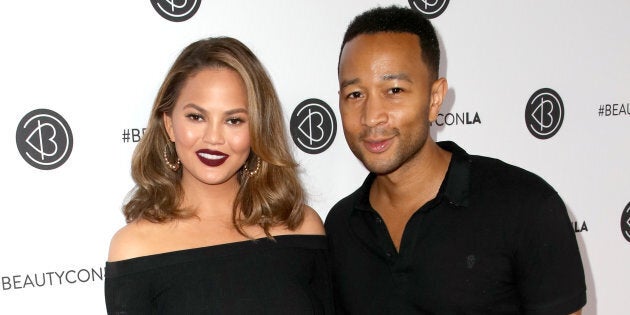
373, 215, 395, 261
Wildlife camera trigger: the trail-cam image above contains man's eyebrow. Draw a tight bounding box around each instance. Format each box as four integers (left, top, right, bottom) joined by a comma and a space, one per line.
340, 73, 413, 89
382, 73, 412, 82
340, 78, 360, 89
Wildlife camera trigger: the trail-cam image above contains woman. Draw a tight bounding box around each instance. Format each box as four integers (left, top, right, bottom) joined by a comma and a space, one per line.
105, 37, 332, 314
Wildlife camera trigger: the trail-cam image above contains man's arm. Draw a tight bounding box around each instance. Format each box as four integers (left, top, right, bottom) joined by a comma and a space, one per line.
515, 191, 587, 314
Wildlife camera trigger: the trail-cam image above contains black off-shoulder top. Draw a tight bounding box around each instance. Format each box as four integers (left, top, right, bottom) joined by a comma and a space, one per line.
105, 235, 333, 314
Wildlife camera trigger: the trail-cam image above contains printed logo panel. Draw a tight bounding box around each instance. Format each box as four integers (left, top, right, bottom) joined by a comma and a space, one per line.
290, 98, 337, 154
621, 202, 630, 243
409, 0, 450, 19
525, 88, 564, 139
151, 0, 201, 22
16, 109, 73, 170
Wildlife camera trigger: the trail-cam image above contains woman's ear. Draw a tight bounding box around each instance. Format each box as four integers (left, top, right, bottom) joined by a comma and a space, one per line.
163, 113, 175, 142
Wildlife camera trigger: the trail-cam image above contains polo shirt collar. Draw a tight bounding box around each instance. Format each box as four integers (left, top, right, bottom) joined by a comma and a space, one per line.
353, 141, 471, 213
438, 141, 471, 208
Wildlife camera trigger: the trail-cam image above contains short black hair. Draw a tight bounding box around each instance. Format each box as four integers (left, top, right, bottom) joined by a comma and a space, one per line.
340, 5, 440, 79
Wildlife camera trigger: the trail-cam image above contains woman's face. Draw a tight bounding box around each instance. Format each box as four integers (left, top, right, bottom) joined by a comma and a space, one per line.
164, 67, 251, 188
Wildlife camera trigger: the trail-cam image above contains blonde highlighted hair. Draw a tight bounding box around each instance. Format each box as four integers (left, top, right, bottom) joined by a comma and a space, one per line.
124, 37, 305, 236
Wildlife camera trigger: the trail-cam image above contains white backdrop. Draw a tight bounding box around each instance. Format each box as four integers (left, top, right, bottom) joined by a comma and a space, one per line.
1, 1, 628, 314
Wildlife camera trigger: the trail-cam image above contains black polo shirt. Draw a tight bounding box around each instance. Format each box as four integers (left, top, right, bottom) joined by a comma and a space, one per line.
325, 141, 586, 314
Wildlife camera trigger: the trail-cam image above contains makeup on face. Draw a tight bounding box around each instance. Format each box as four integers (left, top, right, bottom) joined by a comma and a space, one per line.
196, 149, 229, 167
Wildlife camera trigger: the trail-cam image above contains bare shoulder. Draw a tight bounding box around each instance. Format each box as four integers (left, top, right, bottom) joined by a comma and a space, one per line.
269, 205, 324, 237
107, 219, 159, 262
294, 205, 325, 235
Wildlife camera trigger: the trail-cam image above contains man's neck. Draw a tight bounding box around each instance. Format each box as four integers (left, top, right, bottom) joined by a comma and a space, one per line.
369, 140, 452, 251
370, 140, 451, 214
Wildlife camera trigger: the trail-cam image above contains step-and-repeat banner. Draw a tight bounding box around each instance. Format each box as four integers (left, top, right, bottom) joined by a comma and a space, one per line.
1, 1, 628, 313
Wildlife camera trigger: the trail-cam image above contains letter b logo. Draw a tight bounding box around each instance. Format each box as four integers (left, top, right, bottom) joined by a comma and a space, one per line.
16, 109, 73, 170
525, 88, 564, 139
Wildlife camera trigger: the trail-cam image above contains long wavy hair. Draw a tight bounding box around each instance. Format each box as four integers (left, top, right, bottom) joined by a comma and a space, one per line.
124, 37, 305, 237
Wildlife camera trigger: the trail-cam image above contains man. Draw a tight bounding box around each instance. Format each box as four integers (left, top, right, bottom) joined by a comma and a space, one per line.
325, 6, 586, 314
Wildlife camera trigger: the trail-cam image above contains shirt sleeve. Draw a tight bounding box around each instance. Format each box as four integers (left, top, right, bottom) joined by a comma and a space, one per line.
514, 192, 586, 315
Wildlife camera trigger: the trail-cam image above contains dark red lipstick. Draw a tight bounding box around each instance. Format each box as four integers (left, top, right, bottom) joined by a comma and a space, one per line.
196, 149, 229, 167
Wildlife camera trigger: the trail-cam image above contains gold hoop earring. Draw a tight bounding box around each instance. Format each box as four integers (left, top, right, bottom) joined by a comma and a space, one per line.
242, 156, 261, 178
163, 144, 181, 172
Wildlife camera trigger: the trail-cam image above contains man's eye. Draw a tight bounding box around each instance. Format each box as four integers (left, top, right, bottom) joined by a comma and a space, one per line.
390, 87, 403, 94
347, 91, 362, 99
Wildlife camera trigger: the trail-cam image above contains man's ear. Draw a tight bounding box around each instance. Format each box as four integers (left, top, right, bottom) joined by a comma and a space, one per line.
428, 78, 448, 122
163, 112, 175, 142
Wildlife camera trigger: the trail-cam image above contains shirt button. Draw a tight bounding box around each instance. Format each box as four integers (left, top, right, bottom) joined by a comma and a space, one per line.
375, 217, 383, 224
385, 251, 392, 258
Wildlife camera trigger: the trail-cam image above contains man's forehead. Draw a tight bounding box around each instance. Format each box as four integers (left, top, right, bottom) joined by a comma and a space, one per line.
341, 33, 421, 60
345, 32, 420, 47
339, 34, 424, 70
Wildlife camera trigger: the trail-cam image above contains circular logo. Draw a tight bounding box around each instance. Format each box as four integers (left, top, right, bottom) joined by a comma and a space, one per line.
150, 0, 201, 22
525, 88, 564, 139
408, 0, 450, 19
290, 98, 337, 154
621, 202, 630, 243
16, 109, 73, 170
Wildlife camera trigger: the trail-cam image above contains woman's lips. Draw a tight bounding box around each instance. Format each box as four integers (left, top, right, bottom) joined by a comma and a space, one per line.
196, 149, 229, 167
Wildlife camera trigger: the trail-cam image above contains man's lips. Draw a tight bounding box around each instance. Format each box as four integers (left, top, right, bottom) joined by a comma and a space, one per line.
363, 138, 392, 153
196, 149, 229, 167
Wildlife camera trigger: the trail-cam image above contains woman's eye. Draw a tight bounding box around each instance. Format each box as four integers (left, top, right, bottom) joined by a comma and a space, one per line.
227, 117, 244, 125
186, 113, 203, 121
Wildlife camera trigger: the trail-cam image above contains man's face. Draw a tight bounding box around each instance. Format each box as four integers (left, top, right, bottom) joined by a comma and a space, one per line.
338, 32, 444, 175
